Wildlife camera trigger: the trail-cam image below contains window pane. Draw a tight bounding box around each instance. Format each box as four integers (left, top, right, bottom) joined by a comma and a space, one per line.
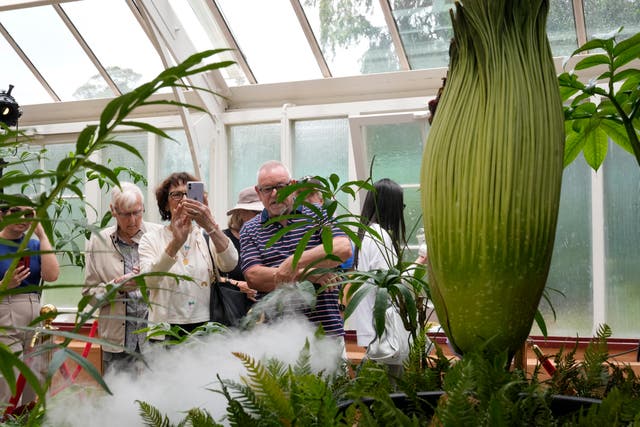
365, 122, 425, 184
100, 132, 149, 214
536, 158, 593, 337
217, 0, 322, 83
0, 6, 106, 101
364, 122, 426, 247
40, 143, 85, 310
169, 0, 248, 87
547, 0, 579, 57
227, 123, 280, 207
302, 0, 400, 76
584, 0, 640, 41
157, 130, 204, 182
292, 118, 349, 182
61, 0, 165, 97
603, 142, 640, 337
0, 36, 53, 105
390, 0, 454, 69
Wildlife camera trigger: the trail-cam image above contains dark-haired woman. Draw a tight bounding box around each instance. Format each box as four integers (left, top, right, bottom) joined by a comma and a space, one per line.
139, 172, 237, 339
0, 195, 59, 404
345, 178, 406, 348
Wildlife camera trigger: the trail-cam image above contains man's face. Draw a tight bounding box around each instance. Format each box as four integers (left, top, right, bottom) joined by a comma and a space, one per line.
112, 195, 144, 240
256, 166, 293, 218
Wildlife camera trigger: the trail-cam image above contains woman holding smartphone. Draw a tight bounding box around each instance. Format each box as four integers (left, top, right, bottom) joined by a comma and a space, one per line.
138, 172, 237, 340
0, 194, 59, 405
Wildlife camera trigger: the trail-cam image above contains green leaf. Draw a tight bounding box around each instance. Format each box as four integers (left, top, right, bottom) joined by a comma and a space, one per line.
600, 118, 634, 154
75, 126, 97, 154
612, 41, 640, 69
614, 68, 640, 85
372, 287, 389, 338
571, 38, 611, 56
119, 121, 173, 139
320, 225, 334, 256
583, 126, 609, 170
563, 123, 586, 167
574, 54, 611, 71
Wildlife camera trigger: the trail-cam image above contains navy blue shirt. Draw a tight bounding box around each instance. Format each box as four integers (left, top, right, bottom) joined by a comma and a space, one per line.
240, 206, 345, 336
0, 237, 42, 291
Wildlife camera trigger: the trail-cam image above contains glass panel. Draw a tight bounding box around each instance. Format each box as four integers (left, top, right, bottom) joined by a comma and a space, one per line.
603, 142, 640, 337
40, 142, 85, 310
364, 122, 425, 184
61, 0, 165, 96
0, 36, 53, 105
292, 118, 349, 183
363, 121, 426, 248
217, 0, 322, 83
547, 0, 579, 57
169, 0, 248, 86
292, 118, 350, 212
584, 0, 640, 41
301, 0, 399, 76
227, 123, 280, 208
157, 129, 203, 182
0, 6, 106, 101
99, 132, 149, 215
535, 157, 593, 337
390, 0, 454, 69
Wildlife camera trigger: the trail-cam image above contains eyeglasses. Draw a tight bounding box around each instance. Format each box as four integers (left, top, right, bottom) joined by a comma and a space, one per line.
168, 191, 188, 200
4, 207, 35, 218
115, 209, 144, 218
257, 182, 291, 195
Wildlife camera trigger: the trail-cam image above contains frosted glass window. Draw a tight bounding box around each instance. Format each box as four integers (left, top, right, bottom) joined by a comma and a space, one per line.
302, 0, 399, 76
584, 0, 640, 41
292, 118, 349, 182
603, 143, 640, 337
547, 0, 579, 57
365, 123, 425, 184
364, 122, 426, 246
227, 123, 280, 207
99, 132, 149, 215
536, 158, 593, 337
390, 0, 454, 70
40, 142, 85, 310
157, 130, 206, 183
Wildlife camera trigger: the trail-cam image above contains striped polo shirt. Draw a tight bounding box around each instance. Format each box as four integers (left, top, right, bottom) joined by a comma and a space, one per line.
240, 206, 345, 337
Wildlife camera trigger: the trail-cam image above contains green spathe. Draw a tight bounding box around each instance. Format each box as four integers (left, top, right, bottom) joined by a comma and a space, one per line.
421, 0, 564, 355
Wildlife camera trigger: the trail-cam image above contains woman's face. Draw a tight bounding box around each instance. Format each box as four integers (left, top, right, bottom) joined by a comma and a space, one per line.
238, 209, 259, 224
166, 182, 188, 217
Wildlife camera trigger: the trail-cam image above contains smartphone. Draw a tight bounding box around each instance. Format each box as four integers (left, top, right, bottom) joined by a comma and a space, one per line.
187, 181, 205, 203
18, 256, 30, 269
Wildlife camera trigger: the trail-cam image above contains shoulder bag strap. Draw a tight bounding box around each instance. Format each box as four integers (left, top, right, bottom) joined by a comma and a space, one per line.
203, 230, 221, 282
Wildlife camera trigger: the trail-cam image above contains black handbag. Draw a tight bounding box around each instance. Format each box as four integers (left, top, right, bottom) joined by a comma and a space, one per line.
204, 232, 252, 326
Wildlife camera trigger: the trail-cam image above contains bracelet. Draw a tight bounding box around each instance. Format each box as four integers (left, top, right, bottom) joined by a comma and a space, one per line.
206, 227, 218, 235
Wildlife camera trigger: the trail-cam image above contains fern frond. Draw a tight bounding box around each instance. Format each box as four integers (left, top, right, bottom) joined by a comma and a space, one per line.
232, 352, 295, 422
136, 400, 172, 427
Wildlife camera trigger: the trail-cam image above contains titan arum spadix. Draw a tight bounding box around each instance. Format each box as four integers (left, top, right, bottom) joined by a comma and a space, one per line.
421, 0, 564, 356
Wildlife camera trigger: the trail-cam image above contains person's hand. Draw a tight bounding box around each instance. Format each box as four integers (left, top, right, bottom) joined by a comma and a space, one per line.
273, 260, 297, 285
229, 279, 258, 302
33, 222, 47, 240
2, 264, 30, 289
314, 272, 341, 287
117, 266, 140, 292
171, 205, 191, 245
181, 199, 219, 234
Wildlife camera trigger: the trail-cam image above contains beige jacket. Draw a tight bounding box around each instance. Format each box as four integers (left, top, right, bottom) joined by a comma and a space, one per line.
82, 221, 162, 352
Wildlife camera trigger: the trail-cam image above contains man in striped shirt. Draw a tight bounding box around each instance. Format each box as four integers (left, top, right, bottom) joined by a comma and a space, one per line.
240, 161, 352, 337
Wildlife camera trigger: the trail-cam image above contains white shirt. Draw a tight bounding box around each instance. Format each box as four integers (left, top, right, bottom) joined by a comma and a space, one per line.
139, 225, 237, 327
345, 223, 398, 346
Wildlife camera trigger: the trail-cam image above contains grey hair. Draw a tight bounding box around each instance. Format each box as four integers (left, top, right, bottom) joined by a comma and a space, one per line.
257, 160, 291, 183
111, 182, 144, 211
